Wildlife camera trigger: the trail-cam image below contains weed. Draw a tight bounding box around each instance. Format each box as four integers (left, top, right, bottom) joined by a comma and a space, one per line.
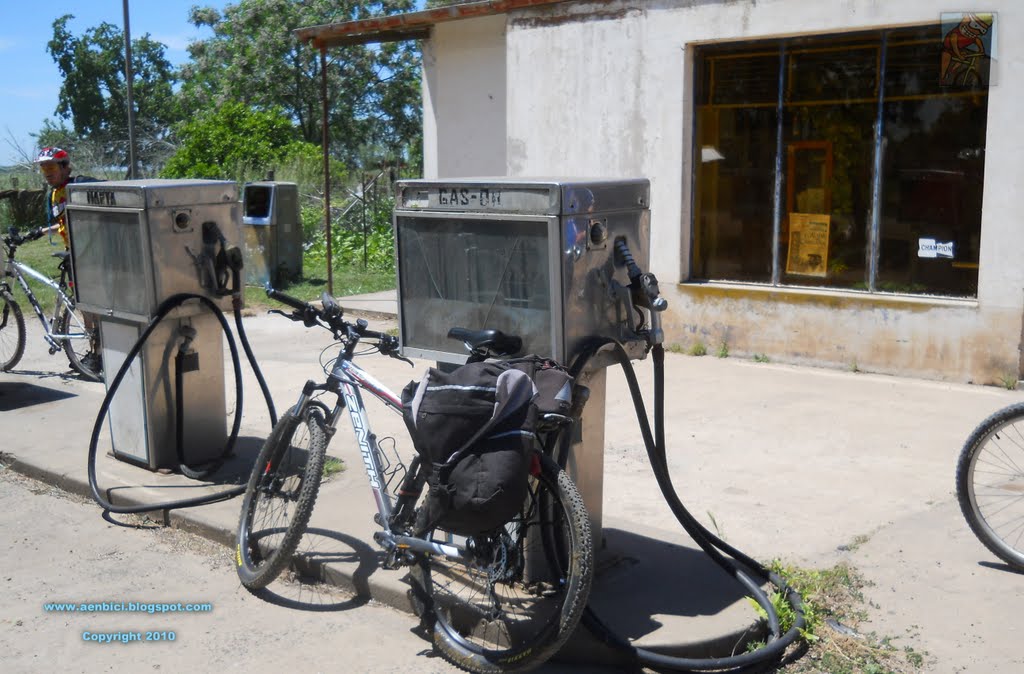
850, 359, 860, 373
752, 560, 928, 673
666, 343, 685, 354
322, 456, 345, 480
998, 371, 1019, 390
837, 533, 872, 553
717, 341, 729, 358
753, 353, 770, 363
688, 341, 707, 357
706, 511, 725, 540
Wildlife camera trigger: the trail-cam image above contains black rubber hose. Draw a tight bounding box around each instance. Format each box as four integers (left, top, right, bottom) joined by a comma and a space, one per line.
566, 339, 805, 671
235, 299, 277, 427
87, 293, 273, 513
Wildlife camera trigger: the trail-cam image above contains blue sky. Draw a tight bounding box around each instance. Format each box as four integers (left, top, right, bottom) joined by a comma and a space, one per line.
0, 2, 232, 166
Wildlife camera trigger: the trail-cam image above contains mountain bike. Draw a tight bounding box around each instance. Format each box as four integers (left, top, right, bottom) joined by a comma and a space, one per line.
235, 288, 593, 673
956, 402, 1024, 570
1, 227, 101, 381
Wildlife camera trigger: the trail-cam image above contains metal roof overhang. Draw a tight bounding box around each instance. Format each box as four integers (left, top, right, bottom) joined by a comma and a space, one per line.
294, 0, 572, 48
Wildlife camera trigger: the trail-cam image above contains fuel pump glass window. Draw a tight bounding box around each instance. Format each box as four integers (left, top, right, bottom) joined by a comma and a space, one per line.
693, 21, 990, 297
69, 210, 148, 314
396, 216, 551, 358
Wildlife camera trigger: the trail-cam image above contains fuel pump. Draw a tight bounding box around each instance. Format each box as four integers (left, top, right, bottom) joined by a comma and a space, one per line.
66, 179, 276, 513
392, 178, 805, 671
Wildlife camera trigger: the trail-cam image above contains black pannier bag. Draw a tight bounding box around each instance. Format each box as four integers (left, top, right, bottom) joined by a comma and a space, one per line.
401, 357, 573, 536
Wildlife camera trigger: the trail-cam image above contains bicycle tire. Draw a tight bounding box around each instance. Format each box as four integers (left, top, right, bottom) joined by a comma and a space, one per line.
413, 452, 593, 673
0, 290, 25, 372
236, 407, 327, 589
55, 304, 101, 382
956, 402, 1024, 570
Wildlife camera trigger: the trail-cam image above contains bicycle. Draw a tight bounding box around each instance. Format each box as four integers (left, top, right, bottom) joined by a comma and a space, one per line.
1, 226, 101, 381
956, 402, 1024, 570
235, 288, 593, 673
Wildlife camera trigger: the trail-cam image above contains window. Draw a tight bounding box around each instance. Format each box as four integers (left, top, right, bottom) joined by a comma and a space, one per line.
694, 22, 991, 297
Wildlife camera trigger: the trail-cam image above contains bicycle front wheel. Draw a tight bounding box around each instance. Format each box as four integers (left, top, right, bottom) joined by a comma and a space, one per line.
956, 402, 1024, 570
236, 407, 327, 589
55, 304, 101, 382
413, 452, 593, 673
0, 290, 25, 371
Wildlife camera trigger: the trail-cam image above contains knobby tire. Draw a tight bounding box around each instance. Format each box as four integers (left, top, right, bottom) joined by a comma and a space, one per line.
236, 408, 327, 589
56, 304, 101, 382
414, 452, 593, 673
0, 291, 25, 371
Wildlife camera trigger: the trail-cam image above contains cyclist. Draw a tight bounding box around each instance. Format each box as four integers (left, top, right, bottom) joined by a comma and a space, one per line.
35, 147, 83, 248
33, 146, 102, 374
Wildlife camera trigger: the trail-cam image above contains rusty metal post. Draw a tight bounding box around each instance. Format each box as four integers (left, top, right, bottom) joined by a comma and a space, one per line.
320, 45, 333, 295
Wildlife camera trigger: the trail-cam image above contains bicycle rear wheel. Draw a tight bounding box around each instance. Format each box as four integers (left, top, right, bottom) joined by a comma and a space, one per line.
55, 304, 101, 382
236, 407, 327, 589
413, 452, 593, 673
0, 290, 25, 371
956, 402, 1024, 570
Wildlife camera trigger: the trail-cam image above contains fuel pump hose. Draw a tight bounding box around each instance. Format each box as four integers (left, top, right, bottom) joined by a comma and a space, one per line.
87, 292, 277, 513
564, 340, 806, 672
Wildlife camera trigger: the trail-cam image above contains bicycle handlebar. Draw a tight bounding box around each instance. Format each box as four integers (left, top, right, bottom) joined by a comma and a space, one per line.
3, 226, 46, 248
265, 285, 403, 356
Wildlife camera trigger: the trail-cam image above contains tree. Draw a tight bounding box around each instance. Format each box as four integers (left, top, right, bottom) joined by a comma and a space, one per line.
161, 102, 316, 180
181, 0, 421, 167
46, 15, 180, 172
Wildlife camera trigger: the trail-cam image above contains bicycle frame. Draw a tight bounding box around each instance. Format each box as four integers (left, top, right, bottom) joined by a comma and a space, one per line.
3, 257, 83, 350
295, 355, 466, 562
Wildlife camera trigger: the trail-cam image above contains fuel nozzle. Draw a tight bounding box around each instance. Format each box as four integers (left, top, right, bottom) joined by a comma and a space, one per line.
614, 238, 668, 312
614, 238, 667, 346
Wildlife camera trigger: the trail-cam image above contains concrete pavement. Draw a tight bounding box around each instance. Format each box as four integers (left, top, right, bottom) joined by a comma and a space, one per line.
2, 289, 1024, 672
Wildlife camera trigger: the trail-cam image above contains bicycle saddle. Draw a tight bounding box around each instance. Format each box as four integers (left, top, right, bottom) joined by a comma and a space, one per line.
448, 327, 523, 357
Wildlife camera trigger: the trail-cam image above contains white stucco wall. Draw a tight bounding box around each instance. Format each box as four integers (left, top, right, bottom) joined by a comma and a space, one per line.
422, 14, 507, 178
423, 0, 1023, 382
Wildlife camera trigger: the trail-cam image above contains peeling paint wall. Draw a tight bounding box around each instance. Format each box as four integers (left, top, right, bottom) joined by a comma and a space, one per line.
422, 0, 1024, 382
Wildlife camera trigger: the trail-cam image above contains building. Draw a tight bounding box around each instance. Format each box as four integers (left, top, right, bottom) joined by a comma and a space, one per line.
299, 1, 1020, 384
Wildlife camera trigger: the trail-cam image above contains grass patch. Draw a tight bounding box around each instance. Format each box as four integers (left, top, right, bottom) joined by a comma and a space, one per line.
244, 255, 394, 313
753, 353, 771, 363
322, 456, 345, 480
751, 560, 929, 674
688, 341, 707, 357
717, 341, 729, 358
997, 371, 1019, 390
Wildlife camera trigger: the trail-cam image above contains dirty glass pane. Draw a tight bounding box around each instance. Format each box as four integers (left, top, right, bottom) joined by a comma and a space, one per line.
780, 37, 877, 289
877, 24, 989, 297
694, 44, 779, 282
692, 23, 990, 298
68, 210, 147, 314
396, 216, 551, 358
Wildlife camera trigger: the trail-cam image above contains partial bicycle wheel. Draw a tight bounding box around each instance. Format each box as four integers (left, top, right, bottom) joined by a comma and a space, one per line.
956, 402, 1024, 570
413, 451, 593, 673
0, 290, 25, 371
236, 407, 327, 589
55, 303, 101, 382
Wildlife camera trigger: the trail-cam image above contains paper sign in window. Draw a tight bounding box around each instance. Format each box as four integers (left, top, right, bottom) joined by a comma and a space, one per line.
786, 213, 830, 277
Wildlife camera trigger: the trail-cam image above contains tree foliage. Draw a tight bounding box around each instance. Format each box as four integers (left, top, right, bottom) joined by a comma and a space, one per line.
47, 14, 179, 172
181, 0, 422, 167
161, 102, 316, 180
